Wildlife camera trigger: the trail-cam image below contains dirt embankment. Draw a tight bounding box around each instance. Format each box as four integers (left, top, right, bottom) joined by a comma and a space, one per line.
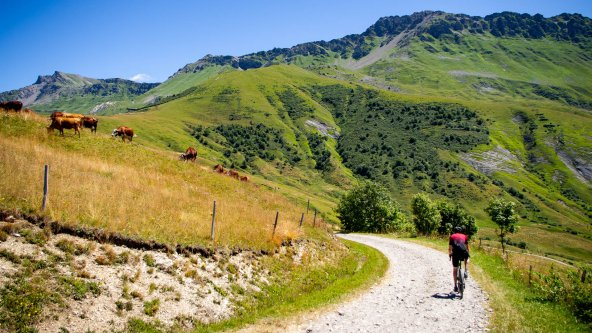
0, 212, 339, 332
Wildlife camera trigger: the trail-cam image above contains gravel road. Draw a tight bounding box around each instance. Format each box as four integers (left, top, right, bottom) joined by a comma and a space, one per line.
273, 234, 490, 333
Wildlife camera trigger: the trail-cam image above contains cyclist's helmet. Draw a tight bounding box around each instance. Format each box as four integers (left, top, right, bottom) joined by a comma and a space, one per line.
453, 226, 463, 233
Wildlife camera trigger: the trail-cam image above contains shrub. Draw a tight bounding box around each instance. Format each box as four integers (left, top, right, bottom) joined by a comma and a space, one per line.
0, 249, 21, 264
116, 251, 131, 265
116, 300, 133, 312
336, 181, 406, 233
22, 229, 48, 246
59, 276, 101, 300
143, 254, 156, 267
143, 299, 160, 316
485, 198, 518, 254
411, 193, 441, 235
436, 201, 478, 237
56, 239, 94, 256
0, 274, 51, 332
533, 266, 592, 323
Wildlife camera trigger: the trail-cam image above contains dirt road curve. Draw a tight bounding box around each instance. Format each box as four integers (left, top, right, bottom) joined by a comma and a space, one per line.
250, 234, 490, 333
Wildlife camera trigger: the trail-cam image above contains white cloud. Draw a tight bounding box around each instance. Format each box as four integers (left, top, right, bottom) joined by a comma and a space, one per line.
129, 73, 153, 82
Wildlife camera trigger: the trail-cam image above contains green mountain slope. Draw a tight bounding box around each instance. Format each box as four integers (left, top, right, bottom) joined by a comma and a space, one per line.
95, 63, 591, 264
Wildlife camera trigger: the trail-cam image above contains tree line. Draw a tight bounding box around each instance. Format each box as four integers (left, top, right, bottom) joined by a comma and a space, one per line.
336, 181, 517, 250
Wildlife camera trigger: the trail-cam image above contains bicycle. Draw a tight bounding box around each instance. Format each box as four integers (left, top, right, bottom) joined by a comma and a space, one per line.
456, 259, 466, 299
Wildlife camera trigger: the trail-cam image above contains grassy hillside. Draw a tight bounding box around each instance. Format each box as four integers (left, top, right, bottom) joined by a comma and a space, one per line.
360, 35, 592, 105
78, 63, 590, 265
97, 66, 354, 222
0, 113, 330, 251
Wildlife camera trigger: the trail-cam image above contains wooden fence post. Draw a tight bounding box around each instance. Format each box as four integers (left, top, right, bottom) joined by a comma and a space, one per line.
210, 200, 216, 241
313, 209, 317, 227
306, 199, 310, 214
528, 265, 533, 286
272, 211, 279, 239
41, 165, 49, 211
299, 213, 304, 228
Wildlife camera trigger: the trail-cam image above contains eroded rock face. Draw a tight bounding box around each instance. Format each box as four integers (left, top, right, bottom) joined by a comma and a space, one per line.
305, 119, 339, 139
461, 145, 520, 176
556, 149, 592, 184
546, 138, 592, 185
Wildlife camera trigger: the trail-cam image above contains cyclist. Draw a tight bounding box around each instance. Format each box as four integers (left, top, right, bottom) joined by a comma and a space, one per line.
449, 226, 469, 293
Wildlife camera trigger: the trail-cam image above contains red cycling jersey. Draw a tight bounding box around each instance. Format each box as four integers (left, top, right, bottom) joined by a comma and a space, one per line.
449, 233, 468, 249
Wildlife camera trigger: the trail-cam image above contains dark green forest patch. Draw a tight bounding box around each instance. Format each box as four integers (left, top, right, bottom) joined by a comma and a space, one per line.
188, 123, 302, 169
304, 132, 334, 172
311, 85, 489, 196
277, 88, 315, 120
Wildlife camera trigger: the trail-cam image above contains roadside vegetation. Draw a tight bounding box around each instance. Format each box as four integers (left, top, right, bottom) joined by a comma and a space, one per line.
187, 239, 387, 332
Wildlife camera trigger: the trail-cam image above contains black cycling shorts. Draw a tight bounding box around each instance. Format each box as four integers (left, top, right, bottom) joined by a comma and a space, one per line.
452, 253, 469, 267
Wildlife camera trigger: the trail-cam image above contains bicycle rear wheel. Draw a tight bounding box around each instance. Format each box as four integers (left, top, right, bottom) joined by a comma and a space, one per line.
457, 262, 465, 298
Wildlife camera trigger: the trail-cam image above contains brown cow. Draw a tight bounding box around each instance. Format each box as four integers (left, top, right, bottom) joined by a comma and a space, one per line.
111, 126, 134, 143
179, 147, 197, 162
213, 164, 225, 173
239, 175, 249, 182
47, 117, 82, 137
0, 100, 23, 112
50, 111, 84, 120
50, 111, 64, 119
227, 169, 239, 179
81, 116, 99, 133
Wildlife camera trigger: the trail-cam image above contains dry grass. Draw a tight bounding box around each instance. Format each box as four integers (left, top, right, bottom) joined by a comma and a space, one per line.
0, 115, 306, 250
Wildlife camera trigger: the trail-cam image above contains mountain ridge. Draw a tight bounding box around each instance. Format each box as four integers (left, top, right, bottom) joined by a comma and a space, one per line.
171, 11, 592, 76
0, 71, 159, 114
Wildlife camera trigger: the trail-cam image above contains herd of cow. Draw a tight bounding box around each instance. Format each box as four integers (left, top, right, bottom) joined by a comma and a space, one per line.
213, 163, 249, 182
179, 148, 248, 181
3, 99, 249, 182
47, 110, 135, 142
0, 99, 129, 141
47, 111, 99, 137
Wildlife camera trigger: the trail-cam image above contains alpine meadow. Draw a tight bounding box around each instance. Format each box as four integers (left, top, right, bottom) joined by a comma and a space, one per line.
1, 10, 591, 333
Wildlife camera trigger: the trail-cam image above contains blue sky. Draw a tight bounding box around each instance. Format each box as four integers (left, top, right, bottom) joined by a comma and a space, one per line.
1, 0, 591, 92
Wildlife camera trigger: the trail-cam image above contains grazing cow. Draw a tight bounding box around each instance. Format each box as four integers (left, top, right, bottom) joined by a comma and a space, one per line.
47, 117, 82, 137
239, 175, 249, 182
111, 126, 135, 143
179, 147, 197, 162
50, 111, 83, 120
227, 169, 239, 179
0, 100, 23, 112
50, 111, 64, 119
213, 164, 225, 173
81, 116, 99, 133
